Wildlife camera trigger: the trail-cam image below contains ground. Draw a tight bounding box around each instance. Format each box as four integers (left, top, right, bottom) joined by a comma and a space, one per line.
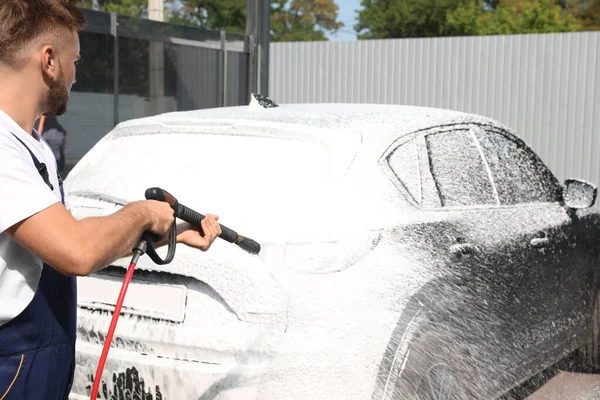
500, 354, 600, 400
529, 372, 600, 400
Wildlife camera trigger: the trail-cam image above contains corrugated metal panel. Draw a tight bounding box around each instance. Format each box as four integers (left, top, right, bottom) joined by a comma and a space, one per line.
174, 46, 220, 110
226, 51, 249, 106
269, 32, 600, 199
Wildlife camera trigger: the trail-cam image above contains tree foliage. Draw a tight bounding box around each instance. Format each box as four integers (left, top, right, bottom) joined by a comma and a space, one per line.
166, 0, 246, 34
446, 0, 581, 35
169, 0, 343, 41
356, 0, 591, 38
70, 0, 149, 18
271, 0, 344, 41
73, 0, 344, 42
355, 0, 473, 38
565, 0, 600, 30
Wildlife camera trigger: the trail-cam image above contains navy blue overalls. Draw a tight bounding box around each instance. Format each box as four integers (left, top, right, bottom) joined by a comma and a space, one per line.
0, 133, 77, 400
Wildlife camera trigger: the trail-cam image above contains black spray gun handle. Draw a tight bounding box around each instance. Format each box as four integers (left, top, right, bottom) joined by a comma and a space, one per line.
145, 187, 261, 255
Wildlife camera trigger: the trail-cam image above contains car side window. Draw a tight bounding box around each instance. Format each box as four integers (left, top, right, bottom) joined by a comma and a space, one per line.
474, 128, 563, 204
425, 129, 496, 207
387, 137, 421, 205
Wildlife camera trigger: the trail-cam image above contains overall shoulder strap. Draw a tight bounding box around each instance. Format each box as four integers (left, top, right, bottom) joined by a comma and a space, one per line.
11, 132, 43, 169
10, 132, 65, 205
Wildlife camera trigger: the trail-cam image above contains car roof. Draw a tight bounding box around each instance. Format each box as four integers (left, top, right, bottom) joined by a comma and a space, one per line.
110, 103, 510, 149
65, 103, 517, 242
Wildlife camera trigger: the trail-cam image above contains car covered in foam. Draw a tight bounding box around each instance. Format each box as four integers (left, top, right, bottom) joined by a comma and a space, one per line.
65, 99, 600, 400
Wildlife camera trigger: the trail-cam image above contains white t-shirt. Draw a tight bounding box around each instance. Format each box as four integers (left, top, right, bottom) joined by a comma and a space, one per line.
0, 109, 65, 327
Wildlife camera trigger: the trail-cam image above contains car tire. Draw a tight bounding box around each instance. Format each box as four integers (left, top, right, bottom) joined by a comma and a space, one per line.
371, 293, 472, 400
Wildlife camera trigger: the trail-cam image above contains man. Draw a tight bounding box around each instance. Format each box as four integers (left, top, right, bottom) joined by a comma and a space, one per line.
42, 116, 67, 173
0, 1, 222, 399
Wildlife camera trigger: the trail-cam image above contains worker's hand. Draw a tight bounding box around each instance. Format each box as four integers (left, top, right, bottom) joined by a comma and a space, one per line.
145, 200, 175, 235
176, 214, 222, 251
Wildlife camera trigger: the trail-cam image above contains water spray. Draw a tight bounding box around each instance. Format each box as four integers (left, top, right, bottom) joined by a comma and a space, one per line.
89, 187, 261, 399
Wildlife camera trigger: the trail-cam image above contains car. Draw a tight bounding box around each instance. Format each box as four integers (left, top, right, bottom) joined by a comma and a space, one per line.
64, 97, 600, 400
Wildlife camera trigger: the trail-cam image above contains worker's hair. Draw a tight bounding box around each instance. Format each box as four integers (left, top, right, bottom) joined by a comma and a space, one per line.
0, 0, 87, 70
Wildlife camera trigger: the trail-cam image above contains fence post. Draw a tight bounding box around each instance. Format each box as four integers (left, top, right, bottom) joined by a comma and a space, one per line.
257, 38, 261, 96
111, 12, 119, 127
221, 29, 228, 107
245, 0, 269, 101
246, 34, 256, 103
259, 0, 269, 96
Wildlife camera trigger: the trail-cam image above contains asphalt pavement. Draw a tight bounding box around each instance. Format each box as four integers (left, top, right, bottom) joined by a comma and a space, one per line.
527, 372, 600, 400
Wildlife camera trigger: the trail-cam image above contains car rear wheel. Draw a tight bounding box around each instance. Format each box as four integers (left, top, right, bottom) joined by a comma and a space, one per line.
372, 295, 471, 400
415, 362, 462, 400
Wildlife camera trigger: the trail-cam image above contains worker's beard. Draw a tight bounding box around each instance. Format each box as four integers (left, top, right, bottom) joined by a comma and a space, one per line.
45, 65, 69, 117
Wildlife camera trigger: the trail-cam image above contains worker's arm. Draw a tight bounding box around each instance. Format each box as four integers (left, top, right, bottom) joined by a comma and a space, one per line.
5, 199, 174, 276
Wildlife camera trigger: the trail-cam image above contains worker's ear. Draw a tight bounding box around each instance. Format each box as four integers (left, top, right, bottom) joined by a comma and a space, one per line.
41, 45, 59, 81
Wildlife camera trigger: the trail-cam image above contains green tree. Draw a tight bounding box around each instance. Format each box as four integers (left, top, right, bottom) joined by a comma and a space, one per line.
446, 0, 581, 35
72, 0, 344, 41
565, 0, 600, 30
70, 0, 149, 18
168, 0, 344, 41
270, 0, 344, 41
443, 1, 482, 35
166, 0, 246, 33
356, 0, 582, 38
355, 0, 475, 38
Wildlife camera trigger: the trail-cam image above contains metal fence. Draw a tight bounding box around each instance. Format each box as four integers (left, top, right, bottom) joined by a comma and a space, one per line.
50, 9, 252, 169
269, 32, 600, 196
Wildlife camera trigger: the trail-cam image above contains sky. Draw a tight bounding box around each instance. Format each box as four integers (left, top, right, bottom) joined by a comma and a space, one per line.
326, 0, 363, 41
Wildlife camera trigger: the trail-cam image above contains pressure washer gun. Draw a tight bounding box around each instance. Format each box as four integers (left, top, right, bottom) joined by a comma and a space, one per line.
89, 187, 261, 400
143, 187, 261, 264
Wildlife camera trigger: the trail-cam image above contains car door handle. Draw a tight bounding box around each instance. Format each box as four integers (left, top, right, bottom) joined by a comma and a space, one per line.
450, 243, 476, 257
530, 237, 550, 248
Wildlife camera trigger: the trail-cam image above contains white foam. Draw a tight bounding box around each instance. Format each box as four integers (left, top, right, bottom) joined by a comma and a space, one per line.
65, 102, 596, 399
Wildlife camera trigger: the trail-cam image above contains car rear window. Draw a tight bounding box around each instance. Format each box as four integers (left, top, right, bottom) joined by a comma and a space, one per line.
66, 133, 334, 225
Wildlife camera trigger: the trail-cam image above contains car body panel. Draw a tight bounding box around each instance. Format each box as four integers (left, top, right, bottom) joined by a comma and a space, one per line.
65, 103, 600, 399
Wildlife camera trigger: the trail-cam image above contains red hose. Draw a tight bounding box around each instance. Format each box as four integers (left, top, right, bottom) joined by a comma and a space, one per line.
37, 115, 46, 135
89, 260, 138, 400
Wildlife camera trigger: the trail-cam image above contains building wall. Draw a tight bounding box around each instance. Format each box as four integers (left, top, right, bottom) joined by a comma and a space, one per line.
269, 32, 600, 193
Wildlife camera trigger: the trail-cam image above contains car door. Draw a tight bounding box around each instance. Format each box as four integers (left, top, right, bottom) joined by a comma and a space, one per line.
381, 122, 590, 397
382, 124, 542, 397
415, 125, 528, 357
472, 125, 597, 353
410, 123, 596, 392
381, 125, 495, 289
383, 124, 516, 381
